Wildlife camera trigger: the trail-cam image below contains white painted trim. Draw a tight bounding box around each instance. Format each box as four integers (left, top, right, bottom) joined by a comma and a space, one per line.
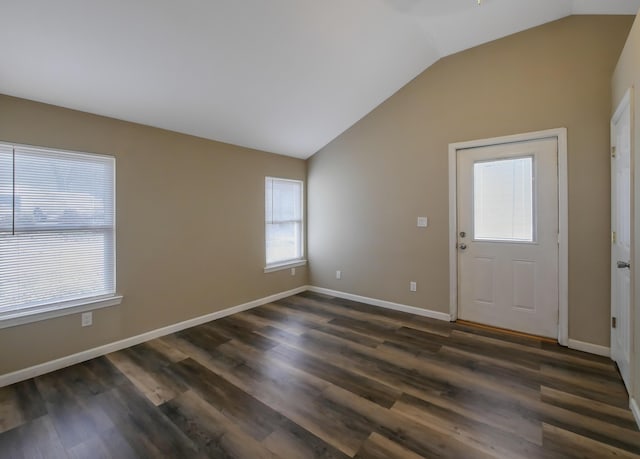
630, 398, 640, 429
3, 283, 617, 388
610, 88, 633, 382
567, 339, 610, 357
0, 295, 123, 330
558, 129, 569, 347
264, 259, 307, 273
448, 128, 569, 345
307, 286, 452, 322
612, 88, 632, 125
0, 286, 308, 388
448, 146, 459, 321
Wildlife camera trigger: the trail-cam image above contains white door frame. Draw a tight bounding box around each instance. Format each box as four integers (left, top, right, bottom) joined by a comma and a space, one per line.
611, 87, 633, 389
448, 128, 569, 345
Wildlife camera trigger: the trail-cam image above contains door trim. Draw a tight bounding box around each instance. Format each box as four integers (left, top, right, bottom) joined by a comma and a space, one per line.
610, 87, 633, 389
448, 128, 568, 345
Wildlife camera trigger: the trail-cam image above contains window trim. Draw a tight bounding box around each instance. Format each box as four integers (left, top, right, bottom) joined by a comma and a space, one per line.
263, 259, 307, 274
264, 176, 305, 271
0, 294, 123, 330
0, 141, 120, 328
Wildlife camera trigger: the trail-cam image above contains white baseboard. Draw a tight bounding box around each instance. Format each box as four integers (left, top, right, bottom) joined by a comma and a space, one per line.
1, 283, 616, 388
0, 286, 308, 388
307, 286, 452, 322
310, 287, 613, 359
567, 339, 610, 357
631, 398, 640, 429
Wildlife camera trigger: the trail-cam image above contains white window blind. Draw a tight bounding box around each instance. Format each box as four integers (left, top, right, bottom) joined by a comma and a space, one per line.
0, 143, 115, 315
265, 177, 303, 266
474, 157, 534, 242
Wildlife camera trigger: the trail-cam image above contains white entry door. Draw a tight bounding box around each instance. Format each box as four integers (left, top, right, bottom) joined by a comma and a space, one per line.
611, 90, 632, 391
457, 138, 559, 338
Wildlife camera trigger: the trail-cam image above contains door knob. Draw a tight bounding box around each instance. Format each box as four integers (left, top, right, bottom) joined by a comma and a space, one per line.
617, 261, 631, 269
458, 243, 467, 250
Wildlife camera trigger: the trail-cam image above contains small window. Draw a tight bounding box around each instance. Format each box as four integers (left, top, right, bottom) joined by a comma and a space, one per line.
0, 143, 116, 317
473, 156, 534, 242
265, 177, 304, 268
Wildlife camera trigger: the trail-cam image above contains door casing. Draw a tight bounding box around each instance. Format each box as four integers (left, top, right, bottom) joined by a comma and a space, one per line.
448, 128, 568, 345
611, 87, 633, 391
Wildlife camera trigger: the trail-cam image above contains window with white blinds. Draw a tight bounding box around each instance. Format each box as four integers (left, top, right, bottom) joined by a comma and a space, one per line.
0, 143, 116, 318
265, 177, 304, 267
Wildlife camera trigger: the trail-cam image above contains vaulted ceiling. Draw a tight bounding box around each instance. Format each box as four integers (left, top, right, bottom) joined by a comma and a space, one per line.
1, 1, 639, 158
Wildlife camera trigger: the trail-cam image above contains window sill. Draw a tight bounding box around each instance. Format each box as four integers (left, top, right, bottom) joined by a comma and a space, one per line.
264, 259, 307, 273
0, 294, 123, 330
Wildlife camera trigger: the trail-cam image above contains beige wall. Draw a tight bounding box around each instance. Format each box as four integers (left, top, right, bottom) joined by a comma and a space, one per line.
613, 13, 640, 409
0, 95, 307, 376
308, 15, 633, 347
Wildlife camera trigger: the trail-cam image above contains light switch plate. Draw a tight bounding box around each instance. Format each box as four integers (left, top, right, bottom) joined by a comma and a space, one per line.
417, 217, 428, 227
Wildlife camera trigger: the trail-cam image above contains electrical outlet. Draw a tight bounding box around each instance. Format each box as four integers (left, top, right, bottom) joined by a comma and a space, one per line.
291, 267, 296, 276
410, 281, 417, 292
417, 217, 428, 227
336, 270, 342, 280
81, 311, 93, 327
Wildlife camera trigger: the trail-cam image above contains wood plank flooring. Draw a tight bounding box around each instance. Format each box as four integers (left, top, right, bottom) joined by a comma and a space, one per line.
1, 291, 639, 458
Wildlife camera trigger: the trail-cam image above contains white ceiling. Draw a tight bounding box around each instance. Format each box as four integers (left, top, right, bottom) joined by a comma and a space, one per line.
0, 1, 638, 158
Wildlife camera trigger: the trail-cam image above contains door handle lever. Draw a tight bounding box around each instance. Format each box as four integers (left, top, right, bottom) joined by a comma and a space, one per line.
617, 261, 631, 269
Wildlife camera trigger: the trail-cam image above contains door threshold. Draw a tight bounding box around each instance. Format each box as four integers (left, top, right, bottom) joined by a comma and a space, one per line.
456, 320, 558, 344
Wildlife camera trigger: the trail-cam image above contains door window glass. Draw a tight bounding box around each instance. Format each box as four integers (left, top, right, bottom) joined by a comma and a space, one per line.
474, 156, 533, 242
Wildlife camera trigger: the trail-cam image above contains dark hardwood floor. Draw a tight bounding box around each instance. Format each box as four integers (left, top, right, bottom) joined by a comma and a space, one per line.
1, 291, 639, 458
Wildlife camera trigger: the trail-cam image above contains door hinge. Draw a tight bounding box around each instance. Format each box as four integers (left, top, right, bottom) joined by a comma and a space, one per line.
612, 231, 617, 244
612, 317, 617, 328
612, 146, 617, 158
